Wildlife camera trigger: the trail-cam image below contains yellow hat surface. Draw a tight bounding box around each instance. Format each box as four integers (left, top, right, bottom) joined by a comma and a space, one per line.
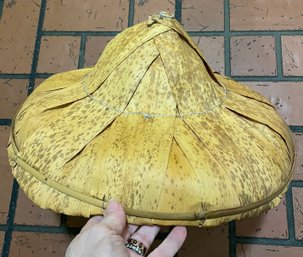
8, 13, 295, 227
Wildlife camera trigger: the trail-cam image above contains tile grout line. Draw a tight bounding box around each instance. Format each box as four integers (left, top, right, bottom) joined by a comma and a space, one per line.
224, 0, 231, 77
1, 181, 19, 257
43, 31, 120, 36
78, 34, 87, 69
230, 76, 303, 81
290, 126, 303, 133
290, 181, 303, 187
230, 30, 303, 36
175, 0, 182, 23
0, 120, 11, 126
190, 30, 303, 37
128, 0, 135, 27
236, 237, 303, 247
0, 74, 31, 79
27, 0, 47, 95
13, 224, 80, 234
224, 1, 236, 255
275, 33, 284, 79
0, 0, 4, 19
229, 221, 237, 257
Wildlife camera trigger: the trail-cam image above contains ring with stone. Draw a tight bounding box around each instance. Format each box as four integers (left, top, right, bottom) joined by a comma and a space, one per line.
125, 238, 148, 256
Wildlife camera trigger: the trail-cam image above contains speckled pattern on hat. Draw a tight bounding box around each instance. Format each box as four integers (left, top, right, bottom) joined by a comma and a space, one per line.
0, 0, 302, 256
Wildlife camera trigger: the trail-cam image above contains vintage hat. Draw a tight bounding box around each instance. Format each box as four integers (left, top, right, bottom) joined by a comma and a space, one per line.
8, 12, 295, 226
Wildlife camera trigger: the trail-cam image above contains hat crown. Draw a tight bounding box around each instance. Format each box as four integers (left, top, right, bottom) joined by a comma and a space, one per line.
84, 14, 226, 118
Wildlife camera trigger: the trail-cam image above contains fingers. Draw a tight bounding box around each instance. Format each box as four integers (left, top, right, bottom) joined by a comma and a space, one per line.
80, 200, 136, 239
122, 224, 139, 240
127, 225, 160, 257
79, 201, 187, 257
101, 199, 126, 234
149, 226, 187, 257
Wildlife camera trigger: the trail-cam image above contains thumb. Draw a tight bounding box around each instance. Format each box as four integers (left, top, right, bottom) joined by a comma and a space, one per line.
80, 216, 103, 234
101, 199, 126, 235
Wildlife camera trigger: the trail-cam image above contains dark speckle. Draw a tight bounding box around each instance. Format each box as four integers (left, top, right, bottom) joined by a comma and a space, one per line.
137, 0, 149, 5
6, 0, 17, 8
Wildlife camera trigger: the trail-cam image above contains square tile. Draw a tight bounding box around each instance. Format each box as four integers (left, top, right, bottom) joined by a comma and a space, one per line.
10, 232, 73, 257
37, 36, 81, 73
178, 224, 228, 257
182, 0, 224, 31
246, 82, 303, 126
0, 126, 13, 224
44, 0, 129, 31
0, 80, 28, 119
14, 190, 61, 226
84, 36, 114, 67
293, 133, 303, 181
282, 36, 303, 76
192, 36, 224, 74
134, 0, 175, 24
231, 36, 276, 76
0, 0, 40, 73
230, 0, 303, 31
237, 244, 303, 257
292, 187, 303, 240
236, 198, 288, 238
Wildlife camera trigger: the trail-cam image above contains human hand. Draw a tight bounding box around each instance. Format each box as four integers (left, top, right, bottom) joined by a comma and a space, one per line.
65, 200, 187, 257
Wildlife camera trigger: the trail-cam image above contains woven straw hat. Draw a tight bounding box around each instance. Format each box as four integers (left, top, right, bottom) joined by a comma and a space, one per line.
8, 13, 295, 227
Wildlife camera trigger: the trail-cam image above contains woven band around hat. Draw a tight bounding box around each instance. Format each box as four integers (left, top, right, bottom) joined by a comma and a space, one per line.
9, 120, 294, 221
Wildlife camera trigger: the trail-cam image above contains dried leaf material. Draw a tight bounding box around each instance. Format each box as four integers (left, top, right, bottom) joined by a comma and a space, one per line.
8, 13, 295, 226
154, 31, 225, 115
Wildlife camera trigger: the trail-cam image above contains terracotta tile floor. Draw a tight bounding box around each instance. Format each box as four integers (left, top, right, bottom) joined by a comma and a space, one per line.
0, 0, 303, 256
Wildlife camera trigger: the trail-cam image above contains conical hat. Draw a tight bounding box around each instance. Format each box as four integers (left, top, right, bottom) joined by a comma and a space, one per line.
7, 13, 295, 227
